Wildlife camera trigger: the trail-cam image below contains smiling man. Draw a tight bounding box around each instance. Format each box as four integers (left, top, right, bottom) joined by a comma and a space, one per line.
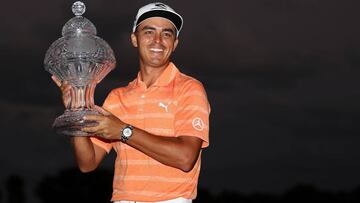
54, 2, 210, 203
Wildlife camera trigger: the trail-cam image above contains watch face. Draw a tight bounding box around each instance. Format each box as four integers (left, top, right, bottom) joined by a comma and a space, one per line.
123, 127, 132, 137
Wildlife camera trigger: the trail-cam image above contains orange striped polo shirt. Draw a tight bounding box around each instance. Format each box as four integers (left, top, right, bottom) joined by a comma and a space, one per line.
91, 62, 210, 202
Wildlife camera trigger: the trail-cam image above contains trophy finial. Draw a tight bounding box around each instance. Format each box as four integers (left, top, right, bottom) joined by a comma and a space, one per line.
72, 1, 86, 16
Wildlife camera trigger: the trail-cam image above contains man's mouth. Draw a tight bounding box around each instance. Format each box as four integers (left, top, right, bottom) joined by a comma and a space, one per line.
149, 48, 164, 52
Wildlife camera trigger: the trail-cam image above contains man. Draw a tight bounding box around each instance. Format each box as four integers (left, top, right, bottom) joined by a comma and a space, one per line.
54, 2, 210, 203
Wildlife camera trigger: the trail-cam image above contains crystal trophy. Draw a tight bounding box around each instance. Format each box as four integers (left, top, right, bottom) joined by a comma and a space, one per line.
44, 1, 116, 136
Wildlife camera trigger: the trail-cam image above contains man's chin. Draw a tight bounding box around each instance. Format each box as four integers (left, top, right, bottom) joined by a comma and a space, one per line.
146, 60, 170, 68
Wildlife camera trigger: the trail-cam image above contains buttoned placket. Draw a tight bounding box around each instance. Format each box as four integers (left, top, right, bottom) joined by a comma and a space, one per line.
137, 81, 147, 114
139, 93, 145, 113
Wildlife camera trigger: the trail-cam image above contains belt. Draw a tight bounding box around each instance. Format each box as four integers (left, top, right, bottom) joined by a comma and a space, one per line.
114, 197, 192, 203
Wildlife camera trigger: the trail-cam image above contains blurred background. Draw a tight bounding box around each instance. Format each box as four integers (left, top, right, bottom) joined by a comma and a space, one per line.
1, 0, 360, 202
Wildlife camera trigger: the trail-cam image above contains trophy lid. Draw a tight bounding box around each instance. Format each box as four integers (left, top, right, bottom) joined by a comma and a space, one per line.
62, 1, 97, 36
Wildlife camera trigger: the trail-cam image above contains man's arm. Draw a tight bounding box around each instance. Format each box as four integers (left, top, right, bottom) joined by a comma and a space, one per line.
71, 137, 107, 172
127, 129, 203, 172
82, 113, 203, 172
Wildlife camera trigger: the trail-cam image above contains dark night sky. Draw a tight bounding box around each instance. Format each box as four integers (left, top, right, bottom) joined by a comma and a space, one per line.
1, 0, 360, 202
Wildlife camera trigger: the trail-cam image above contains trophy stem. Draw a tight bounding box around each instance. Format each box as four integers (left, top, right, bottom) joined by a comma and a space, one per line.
69, 83, 96, 110
53, 82, 101, 136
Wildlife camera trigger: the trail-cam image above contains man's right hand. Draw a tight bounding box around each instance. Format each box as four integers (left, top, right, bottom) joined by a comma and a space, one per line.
51, 75, 71, 108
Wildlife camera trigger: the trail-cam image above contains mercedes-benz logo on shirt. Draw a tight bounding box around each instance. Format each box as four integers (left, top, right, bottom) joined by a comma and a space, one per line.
192, 117, 204, 131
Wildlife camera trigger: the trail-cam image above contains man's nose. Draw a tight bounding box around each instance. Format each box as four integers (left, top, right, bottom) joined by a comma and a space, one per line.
153, 32, 161, 43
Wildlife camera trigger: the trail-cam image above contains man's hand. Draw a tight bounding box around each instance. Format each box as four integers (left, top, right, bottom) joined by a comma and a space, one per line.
82, 107, 126, 140
51, 75, 71, 108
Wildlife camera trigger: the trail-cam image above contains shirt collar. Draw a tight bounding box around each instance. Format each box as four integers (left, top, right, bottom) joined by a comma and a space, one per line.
132, 62, 179, 88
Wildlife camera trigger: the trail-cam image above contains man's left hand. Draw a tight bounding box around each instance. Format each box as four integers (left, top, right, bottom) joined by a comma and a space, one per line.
82, 108, 125, 140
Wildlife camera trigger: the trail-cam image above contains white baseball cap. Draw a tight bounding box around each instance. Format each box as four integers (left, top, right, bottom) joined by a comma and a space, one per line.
132, 2, 183, 37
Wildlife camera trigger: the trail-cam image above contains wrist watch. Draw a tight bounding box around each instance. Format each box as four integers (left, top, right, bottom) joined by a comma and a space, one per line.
120, 125, 133, 142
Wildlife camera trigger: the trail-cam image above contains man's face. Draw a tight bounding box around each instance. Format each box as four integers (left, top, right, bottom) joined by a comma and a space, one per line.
131, 17, 179, 68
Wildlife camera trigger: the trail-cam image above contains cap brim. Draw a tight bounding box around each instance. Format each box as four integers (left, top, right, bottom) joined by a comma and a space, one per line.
136, 10, 183, 32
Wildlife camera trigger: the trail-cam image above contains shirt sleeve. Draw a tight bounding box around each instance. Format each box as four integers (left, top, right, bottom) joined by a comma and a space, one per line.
90, 137, 112, 153
174, 79, 210, 148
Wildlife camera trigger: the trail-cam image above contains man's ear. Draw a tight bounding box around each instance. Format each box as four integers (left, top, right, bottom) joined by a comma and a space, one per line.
131, 33, 138, 47
172, 38, 179, 52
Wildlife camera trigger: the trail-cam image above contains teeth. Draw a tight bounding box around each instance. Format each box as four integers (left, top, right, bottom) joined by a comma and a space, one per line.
150, 48, 163, 52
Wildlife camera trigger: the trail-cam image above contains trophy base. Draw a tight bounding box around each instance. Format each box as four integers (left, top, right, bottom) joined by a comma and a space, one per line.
53, 109, 101, 136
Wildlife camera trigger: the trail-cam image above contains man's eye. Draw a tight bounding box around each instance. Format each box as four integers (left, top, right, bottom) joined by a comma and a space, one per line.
163, 32, 173, 38
144, 30, 153, 35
